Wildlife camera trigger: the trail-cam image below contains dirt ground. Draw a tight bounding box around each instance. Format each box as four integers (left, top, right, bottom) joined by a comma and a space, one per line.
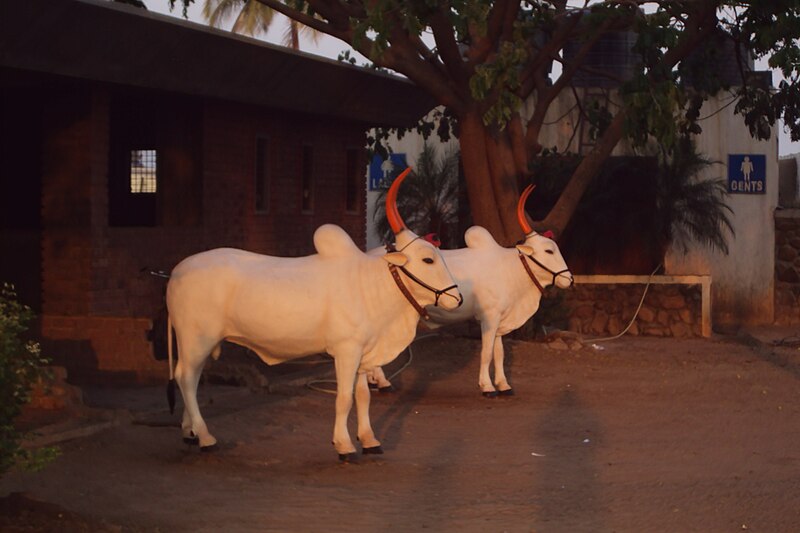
2, 327, 800, 533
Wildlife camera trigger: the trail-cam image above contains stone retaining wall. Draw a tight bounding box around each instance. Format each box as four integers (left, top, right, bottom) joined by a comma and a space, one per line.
775, 210, 800, 324
562, 283, 704, 338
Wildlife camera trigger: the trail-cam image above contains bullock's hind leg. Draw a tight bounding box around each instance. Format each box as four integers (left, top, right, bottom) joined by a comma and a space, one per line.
493, 336, 514, 396
355, 371, 382, 455
175, 338, 219, 450
367, 366, 394, 392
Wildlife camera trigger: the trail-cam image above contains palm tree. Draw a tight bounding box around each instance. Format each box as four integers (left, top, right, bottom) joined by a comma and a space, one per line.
373, 143, 461, 248
203, 0, 318, 49
656, 137, 735, 256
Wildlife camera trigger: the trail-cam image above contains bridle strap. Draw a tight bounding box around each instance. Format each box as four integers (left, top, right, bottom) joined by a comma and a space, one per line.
389, 264, 431, 320
518, 253, 546, 294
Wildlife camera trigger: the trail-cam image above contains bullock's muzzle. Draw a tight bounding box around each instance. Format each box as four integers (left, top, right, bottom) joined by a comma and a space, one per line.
522, 254, 573, 288
398, 265, 461, 307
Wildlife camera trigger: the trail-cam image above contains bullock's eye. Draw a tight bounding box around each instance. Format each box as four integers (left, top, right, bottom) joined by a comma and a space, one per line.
546, 249, 554, 255
422, 257, 434, 264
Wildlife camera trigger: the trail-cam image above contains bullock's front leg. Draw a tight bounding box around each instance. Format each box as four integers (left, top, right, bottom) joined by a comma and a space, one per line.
478, 323, 500, 398
332, 353, 359, 461
492, 336, 514, 396
355, 372, 383, 455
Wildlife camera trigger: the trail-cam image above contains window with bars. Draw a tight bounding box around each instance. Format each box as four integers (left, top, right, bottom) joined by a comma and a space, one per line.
130, 149, 157, 193
108, 92, 202, 227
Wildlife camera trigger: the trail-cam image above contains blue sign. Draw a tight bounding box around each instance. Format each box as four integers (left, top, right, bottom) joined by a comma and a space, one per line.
369, 153, 408, 191
728, 154, 766, 194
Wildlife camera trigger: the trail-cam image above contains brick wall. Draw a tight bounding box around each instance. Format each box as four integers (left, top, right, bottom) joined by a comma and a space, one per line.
40, 87, 94, 317
35, 85, 370, 384
40, 315, 161, 385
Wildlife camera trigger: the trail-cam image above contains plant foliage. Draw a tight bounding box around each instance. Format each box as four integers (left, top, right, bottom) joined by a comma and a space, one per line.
373, 143, 461, 248
169, 0, 800, 242
656, 137, 735, 255
0, 284, 56, 477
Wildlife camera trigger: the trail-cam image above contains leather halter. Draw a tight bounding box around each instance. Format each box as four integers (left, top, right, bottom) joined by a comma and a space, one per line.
385, 239, 460, 319
389, 264, 431, 320
518, 253, 546, 293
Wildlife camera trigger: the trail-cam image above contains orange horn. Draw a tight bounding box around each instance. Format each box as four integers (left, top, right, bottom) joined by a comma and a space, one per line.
386, 167, 412, 234
517, 184, 535, 235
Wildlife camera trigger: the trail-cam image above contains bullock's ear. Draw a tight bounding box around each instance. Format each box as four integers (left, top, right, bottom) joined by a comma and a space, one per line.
516, 244, 534, 256
383, 252, 409, 266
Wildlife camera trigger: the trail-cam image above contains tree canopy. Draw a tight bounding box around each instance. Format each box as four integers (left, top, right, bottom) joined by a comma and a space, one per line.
172, 0, 800, 245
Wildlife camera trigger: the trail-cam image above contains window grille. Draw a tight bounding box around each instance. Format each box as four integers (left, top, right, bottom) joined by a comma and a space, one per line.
130, 149, 157, 193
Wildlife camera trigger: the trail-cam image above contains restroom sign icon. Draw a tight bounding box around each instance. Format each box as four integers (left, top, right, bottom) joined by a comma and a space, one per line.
728, 154, 766, 194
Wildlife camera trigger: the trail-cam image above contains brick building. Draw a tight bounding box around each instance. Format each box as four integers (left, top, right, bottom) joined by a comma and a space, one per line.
0, 0, 433, 383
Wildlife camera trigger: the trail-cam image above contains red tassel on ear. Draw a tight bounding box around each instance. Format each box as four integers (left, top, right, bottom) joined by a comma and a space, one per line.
542, 230, 555, 239
423, 233, 441, 247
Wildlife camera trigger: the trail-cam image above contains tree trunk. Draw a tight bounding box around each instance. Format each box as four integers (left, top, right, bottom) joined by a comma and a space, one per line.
458, 111, 505, 241
458, 111, 527, 246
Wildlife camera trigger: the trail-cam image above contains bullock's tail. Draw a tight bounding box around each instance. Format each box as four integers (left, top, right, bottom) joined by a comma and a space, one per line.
167, 314, 176, 414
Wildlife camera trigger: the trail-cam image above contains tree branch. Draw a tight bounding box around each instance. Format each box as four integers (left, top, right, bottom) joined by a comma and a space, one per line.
254, 0, 351, 40
429, 4, 469, 85
537, 0, 723, 237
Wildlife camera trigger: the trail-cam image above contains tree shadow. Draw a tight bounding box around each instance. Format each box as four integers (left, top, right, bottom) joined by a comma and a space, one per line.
371, 333, 477, 452
728, 330, 800, 381
530, 389, 607, 531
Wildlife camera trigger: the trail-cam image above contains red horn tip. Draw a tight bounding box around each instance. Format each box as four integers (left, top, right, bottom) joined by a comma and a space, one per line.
386, 167, 412, 234
517, 184, 535, 234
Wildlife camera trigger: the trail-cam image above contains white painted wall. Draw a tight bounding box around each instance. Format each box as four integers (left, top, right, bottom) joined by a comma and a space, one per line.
663, 98, 778, 326
524, 88, 634, 156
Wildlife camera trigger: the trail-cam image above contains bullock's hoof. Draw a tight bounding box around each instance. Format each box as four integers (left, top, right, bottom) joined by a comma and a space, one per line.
362, 445, 384, 455
338, 452, 358, 463
183, 436, 200, 446
482, 391, 499, 399
200, 443, 218, 453
497, 388, 515, 397
377, 385, 395, 393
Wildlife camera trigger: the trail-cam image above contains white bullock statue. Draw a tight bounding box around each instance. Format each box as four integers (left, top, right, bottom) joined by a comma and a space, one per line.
165, 167, 462, 460
370, 185, 573, 397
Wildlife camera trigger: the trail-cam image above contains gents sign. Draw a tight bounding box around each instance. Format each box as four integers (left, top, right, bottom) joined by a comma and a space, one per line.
728, 154, 766, 194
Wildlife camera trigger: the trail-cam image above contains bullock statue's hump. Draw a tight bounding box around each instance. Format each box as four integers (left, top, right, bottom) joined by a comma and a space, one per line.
464, 226, 502, 250
313, 224, 361, 258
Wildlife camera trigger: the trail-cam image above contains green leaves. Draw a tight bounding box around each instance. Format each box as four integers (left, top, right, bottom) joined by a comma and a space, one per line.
469, 39, 528, 127
622, 74, 689, 151
0, 283, 54, 477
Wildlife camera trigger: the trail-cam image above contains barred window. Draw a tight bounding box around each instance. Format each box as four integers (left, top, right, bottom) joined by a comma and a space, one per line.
130, 149, 157, 193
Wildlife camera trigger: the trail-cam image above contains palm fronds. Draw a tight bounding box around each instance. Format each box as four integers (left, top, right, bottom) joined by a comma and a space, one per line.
373, 143, 461, 247
656, 138, 735, 255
